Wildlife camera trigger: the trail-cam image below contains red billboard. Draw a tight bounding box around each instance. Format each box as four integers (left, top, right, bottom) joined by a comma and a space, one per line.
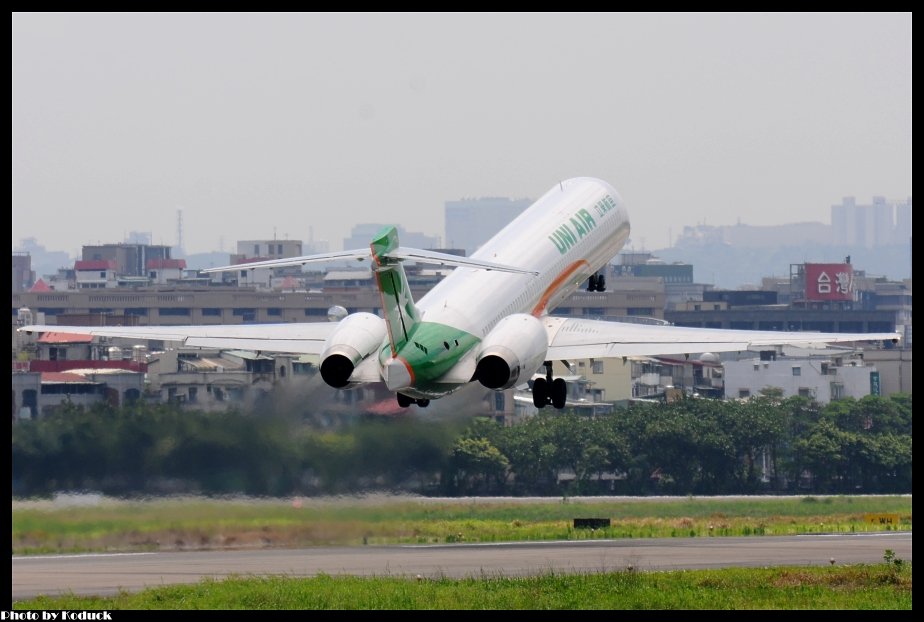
804, 263, 854, 301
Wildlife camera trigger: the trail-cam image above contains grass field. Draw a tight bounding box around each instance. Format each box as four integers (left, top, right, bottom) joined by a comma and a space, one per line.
12, 494, 912, 555
14, 563, 912, 610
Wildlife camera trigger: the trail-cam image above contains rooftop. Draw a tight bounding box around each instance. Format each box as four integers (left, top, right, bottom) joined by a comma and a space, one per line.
37, 332, 93, 344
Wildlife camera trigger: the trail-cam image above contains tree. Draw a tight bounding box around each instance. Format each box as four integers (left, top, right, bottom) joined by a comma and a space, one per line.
794, 419, 855, 492
449, 437, 510, 493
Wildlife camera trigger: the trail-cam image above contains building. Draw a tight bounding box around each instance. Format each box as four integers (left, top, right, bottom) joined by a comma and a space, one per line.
723, 351, 879, 403
220, 240, 307, 288
343, 225, 438, 252
631, 354, 724, 400
445, 196, 531, 256
613, 252, 708, 311
666, 261, 901, 334
666, 306, 896, 333
323, 270, 374, 293
552, 278, 666, 321
515, 372, 615, 419
14, 238, 73, 283
853, 275, 913, 347
12, 253, 35, 293
13, 274, 668, 330
14, 325, 149, 387
616, 252, 693, 284
232, 239, 304, 262
862, 348, 912, 396
831, 196, 913, 248
40, 268, 77, 292
74, 260, 118, 289
35, 331, 93, 362
11, 248, 910, 415
12, 369, 144, 420
567, 357, 633, 404
147, 258, 188, 284
703, 289, 778, 307
144, 348, 281, 411
81, 243, 172, 277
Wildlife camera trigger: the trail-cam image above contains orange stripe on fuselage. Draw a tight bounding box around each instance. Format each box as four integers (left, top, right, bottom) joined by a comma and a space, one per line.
531, 260, 590, 316
398, 355, 416, 385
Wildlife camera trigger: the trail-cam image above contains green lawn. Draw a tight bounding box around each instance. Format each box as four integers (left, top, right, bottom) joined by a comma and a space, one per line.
12, 494, 911, 554
14, 564, 912, 610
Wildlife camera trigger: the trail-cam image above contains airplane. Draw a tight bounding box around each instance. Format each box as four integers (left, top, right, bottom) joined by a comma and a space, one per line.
19, 177, 901, 409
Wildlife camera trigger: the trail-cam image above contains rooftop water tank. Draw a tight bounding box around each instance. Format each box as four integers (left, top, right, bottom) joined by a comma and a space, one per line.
132, 344, 148, 362
17, 307, 33, 326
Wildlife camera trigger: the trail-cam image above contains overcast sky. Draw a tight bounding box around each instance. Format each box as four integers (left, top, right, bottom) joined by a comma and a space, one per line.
12, 12, 912, 257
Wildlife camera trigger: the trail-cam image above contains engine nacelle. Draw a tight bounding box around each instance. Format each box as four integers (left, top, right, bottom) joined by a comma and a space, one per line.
474, 313, 548, 390
319, 312, 387, 388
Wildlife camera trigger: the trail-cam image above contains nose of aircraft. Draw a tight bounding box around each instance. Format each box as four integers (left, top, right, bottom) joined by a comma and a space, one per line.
383, 357, 413, 391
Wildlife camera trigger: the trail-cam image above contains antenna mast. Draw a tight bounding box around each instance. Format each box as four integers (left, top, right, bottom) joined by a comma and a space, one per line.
176, 208, 184, 254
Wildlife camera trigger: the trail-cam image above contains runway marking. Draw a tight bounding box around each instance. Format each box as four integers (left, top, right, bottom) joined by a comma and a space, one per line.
401, 539, 610, 548
797, 532, 911, 538
13, 552, 156, 561
404, 531, 912, 548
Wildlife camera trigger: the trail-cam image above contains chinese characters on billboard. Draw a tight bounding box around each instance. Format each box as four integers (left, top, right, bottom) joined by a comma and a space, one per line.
804, 263, 854, 301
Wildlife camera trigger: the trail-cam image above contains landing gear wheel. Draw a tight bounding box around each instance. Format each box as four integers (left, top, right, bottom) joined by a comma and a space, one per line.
417, 399, 430, 408
551, 378, 567, 409
397, 393, 413, 408
595, 274, 606, 292
532, 377, 548, 409
587, 274, 598, 292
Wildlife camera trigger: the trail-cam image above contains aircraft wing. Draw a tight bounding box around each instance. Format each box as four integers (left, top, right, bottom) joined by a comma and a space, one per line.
542, 316, 901, 360
17, 323, 338, 355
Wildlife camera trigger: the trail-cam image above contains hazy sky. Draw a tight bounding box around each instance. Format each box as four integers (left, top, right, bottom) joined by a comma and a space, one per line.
12, 12, 911, 257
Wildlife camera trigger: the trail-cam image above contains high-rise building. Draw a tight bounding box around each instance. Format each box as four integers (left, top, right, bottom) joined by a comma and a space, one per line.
831, 196, 912, 248
894, 198, 912, 244
445, 197, 532, 256
12, 252, 34, 293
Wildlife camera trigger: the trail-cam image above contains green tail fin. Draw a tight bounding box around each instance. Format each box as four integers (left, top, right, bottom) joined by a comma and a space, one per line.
371, 226, 420, 355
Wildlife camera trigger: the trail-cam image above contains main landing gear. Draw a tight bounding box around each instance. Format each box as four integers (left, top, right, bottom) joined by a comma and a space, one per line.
532, 361, 568, 409
587, 272, 606, 292
397, 393, 430, 408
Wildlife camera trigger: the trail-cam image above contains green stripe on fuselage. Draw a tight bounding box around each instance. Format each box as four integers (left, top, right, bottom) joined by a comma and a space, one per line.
379, 321, 480, 390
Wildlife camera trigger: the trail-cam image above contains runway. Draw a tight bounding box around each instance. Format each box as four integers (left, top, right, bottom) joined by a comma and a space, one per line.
12, 532, 912, 601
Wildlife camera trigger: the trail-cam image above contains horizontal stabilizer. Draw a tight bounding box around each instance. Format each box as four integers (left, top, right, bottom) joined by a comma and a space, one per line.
202, 246, 537, 275
202, 250, 372, 273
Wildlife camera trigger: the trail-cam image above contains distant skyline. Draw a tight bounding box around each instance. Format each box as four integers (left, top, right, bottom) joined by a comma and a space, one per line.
13, 13, 911, 257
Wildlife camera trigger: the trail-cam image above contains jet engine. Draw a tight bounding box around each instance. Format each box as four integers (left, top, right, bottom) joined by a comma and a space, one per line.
319, 312, 387, 388
474, 313, 548, 390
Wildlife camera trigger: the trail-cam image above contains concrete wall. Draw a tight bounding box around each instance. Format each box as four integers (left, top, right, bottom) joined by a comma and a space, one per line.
723, 358, 876, 403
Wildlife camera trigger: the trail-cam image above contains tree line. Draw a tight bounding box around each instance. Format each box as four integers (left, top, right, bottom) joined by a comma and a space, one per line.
11, 394, 911, 497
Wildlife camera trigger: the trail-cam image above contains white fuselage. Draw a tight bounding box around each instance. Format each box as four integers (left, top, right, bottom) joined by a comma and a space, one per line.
419, 177, 630, 339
